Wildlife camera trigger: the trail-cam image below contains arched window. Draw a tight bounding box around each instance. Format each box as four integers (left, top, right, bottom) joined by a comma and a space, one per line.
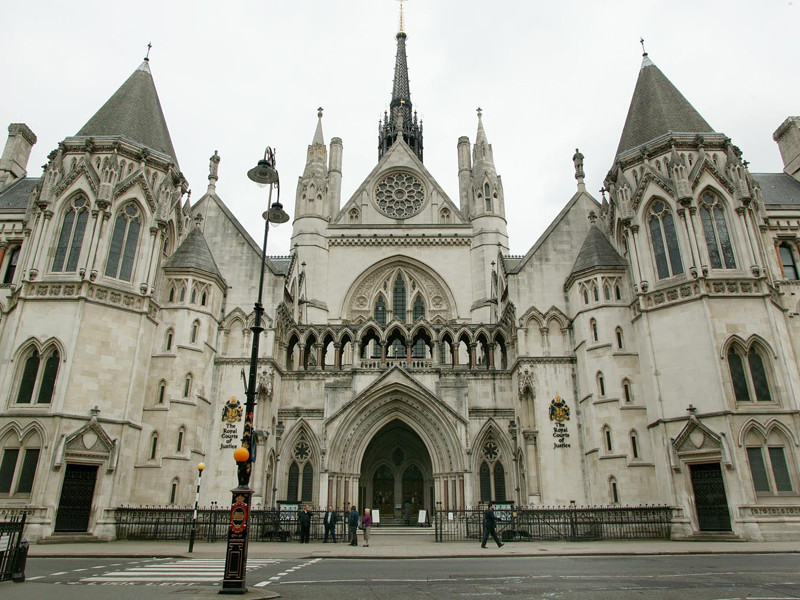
615, 327, 624, 349
699, 192, 736, 269
493, 462, 506, 502
393, 274, 406, 322
440, 208, 451, 224
179, 286, 186, 302
648, 200, 683, 279
484, 183, 492, 212
287, 462, 299, 502
15, 347, 59, 405
479, 461, 491, 502
201, 291, 208, 306
168, 286, 175, 302
170, 478, 179, 504
53, 196, 89, 272
176, 427, 185, 453
191, 288, 197, 304
157, 380, 166, 404
301, 463, 314, 501
349, 208, 360, 224
105, 203, 141, 281
609, 476, 620, 503
165, 329, 174, 351
603, 425, 612, 452
149, 433, 159, 460
746, 429, 794, 495
630, 431, 640, 459
592, 284, 599, 302
597, 372, 606, 397
190, 320, 199, 344
779, 243, 799, 280
3, 246, 20, 284
374, 297, 386, 325
615, 285, 622, 300
604, 285, 611, 301
590, 319, 598, 342
582, 287, 589, 304
183, 374, 192, 398
728, 344, 773, 402
622, 378, 633, 403
0, 432, 41, 497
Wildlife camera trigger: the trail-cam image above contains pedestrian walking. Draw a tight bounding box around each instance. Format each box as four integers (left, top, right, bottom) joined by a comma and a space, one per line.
362, 508, 372, 547
481, 503, 504, 548
323, 505, 338, 543
348, 505, 359, 546
299, 504, 312, 543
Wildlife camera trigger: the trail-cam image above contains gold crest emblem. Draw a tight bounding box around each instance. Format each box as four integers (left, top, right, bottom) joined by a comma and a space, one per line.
549, 396, 570, 423
222, 397, 243, 423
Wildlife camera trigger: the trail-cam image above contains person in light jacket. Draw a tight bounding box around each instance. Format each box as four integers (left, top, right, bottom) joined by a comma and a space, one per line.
361, 508, 372, 547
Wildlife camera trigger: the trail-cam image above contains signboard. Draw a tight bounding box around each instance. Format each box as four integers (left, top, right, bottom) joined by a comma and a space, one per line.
494, 502, 513, 522
417, 509, 427, 525
220, 397, 243, 449
372, 509, 380, 525
549, 395, 572, 449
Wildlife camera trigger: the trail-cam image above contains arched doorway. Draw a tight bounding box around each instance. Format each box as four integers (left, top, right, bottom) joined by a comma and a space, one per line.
360, 419, 433, 523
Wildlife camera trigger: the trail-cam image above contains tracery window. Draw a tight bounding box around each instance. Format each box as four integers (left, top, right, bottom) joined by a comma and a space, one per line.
648, 200, 683, 279
0, 431, 41, 497
105, 203, 141, 281
15, 346, 59, 405
393, 274, 407, 322
727, 343, 773, 402
746, 429, 794, 495
374, 297, 386, 326
699, 192, 736, 269
3, 246, 20, 283
53, 195, 89, 272
287, 436, 313, 502
479, 434, 506, 502
779, 243, 799, 280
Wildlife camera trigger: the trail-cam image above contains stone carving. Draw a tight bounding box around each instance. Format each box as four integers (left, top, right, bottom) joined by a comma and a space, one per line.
257, 367, 274, 398
518, 366, 535, 398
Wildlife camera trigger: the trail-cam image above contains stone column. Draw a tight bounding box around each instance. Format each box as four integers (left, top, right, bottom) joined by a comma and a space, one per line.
432, 340, 440, 367
334, 342, 341, 368
380, 341, 387, 366
523, 430, 540, 499
488, 342, 496, 368
469, 343, 477, 369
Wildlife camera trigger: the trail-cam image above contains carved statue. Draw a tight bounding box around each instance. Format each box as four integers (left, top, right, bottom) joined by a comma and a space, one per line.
518, 367, 535, 397
573, 148, 585, 180
209, 150, 220, 179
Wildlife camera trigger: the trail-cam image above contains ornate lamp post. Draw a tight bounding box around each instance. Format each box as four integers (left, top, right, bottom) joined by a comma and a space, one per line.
188, 462, 206, 552
221, 148, 289, 594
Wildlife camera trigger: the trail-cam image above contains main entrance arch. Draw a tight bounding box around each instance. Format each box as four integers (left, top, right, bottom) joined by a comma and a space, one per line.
360, 420, 433, 522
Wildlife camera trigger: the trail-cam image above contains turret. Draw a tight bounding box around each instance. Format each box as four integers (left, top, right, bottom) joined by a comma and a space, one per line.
0, 123, 37, 190
774, 116, 800, 181
295, 108, 332, 220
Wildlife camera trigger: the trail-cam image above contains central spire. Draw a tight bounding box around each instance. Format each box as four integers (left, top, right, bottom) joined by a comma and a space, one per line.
378, 1, 423, 162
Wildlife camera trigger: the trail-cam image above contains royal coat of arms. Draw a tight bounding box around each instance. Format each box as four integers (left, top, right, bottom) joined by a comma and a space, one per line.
549, 396, 570, 422
222, 397, 243, 423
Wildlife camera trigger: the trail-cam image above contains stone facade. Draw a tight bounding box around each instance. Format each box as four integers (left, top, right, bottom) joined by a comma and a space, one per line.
1, 37, 800, 543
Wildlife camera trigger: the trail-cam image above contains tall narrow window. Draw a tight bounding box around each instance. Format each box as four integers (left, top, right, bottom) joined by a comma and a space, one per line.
16, 350, 39, 404
374, 297, 386, 325
287, 462, 299, 502
590, 319, 598, 342
610, 477, 619, 503
14, 448, 40, 494
630, 432, 640, 459
728, 343, 774, 403
36, 350, 59, 404
3, 246, 20, 283
728, 346, 750, 401
623, 379, 633, 403
157, 381, 166, 404
748, 348, 772, 402
779, 243, 799, 280
615, 327, 624, 349
700, 192, 736, 269
747, 444, 794, 494
177, 428, 185, 453
165, 329, 174, 351
301, 463, 314, 501
393, 274, 407, 322
615, 285, 622, 300
0, 449, 20, 494
484, 183, 492, 212
598, 373, 605, 397
648, 201, 683, 279
105, 203, 141, 281
191, 321, 199, 344
412, 296, 426, 357
15, 347, 59, 405
170, 479, 179, 504
603, 425, 612, 452
493, 462, 506, 502
183, 375, 192, 397
53, 196, 89, 272
479, 462, 491, 502
150, 433, 158, 460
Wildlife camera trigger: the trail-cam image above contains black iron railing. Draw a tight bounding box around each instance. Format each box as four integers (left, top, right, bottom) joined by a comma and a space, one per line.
115, 506, 353, 543
433, 504, 673, 542
0, 508, 28, 582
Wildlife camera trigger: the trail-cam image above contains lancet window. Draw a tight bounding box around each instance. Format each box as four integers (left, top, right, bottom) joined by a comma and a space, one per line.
53, 195, 89, 272
648, 200, 683, 279
699, 192, 736, 269
105, 203, 141, 281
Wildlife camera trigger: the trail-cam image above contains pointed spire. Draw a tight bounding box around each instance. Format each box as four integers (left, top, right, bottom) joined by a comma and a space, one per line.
313, 107, 325, 146
615, 49, 714, 157
378, 1, 423, 161
476, 107, 488, 146
77, 58, 179, 166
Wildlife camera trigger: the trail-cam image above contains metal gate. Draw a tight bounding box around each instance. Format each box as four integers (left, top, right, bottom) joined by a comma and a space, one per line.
690, 462, 731, 531
0, 508, 27, 581
55, 464, 98, 532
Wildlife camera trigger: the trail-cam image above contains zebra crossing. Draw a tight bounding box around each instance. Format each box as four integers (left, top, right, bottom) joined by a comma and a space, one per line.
80, 557, 281, 585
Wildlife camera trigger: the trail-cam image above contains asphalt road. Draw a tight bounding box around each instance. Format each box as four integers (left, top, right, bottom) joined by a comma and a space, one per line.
3, 553, 800, 599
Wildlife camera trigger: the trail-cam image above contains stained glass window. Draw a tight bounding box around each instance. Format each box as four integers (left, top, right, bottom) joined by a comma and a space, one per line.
748, 348, 772, 402
105, 203, 141, 281
649, 201, 683, 279
700, 193, 735, 269
302, 463, 314, 501
53, 197, 89, 272
287, 462, 299, 502
479, 462, 491, 502
393, 274, 406, 322
728, 347, 750, 401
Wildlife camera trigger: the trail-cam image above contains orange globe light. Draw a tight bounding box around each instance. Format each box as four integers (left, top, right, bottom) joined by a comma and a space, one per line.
233, 447, 249, 463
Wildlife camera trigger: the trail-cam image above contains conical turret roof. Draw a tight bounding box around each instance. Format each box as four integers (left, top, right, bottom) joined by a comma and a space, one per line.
77, 60, 179, 166
616, 55, 713, 157
570, 225, 627, 276
163, 226, 224, 282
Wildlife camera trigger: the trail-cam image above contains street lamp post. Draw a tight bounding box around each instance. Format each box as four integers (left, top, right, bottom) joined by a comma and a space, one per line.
188, 462, 206, 553
220, 148, 289, 594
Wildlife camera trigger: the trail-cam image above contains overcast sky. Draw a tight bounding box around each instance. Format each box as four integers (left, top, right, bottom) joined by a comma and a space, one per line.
2, 1, 797, 256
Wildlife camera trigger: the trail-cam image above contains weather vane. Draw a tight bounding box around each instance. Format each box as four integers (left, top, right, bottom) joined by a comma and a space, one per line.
145, 42, 152, 61
640, 37, 647, 57
397, 0, 407, 32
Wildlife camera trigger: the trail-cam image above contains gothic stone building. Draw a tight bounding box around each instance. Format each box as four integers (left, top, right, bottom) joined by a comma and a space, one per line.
2, 29, 800, 542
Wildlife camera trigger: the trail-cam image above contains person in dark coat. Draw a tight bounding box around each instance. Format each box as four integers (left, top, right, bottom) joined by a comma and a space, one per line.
481, 503, 504, 548
323, 505, 339, 543
299, 505, 312, 543
348, 505, 359, 546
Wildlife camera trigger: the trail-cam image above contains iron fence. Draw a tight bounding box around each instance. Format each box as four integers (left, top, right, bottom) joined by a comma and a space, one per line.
0, 507, 27, 582
115, 506, 353, 543
433, 504, 673, 542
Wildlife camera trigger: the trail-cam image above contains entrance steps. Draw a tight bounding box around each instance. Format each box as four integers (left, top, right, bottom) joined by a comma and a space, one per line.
372, 525, 434, 536
685, 532, 744, 542
39, 533, 109, 544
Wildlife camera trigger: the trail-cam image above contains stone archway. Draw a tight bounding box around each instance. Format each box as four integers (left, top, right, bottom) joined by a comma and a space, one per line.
360, 419, 433, 522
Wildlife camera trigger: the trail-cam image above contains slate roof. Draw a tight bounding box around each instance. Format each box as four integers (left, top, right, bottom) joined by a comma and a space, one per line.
76, 60, 179, 166
0, 177, 39, 211
616, 56, 714, 157
752, 173, 800, 206
570, 225, 627, 276
163, 226, 224, 282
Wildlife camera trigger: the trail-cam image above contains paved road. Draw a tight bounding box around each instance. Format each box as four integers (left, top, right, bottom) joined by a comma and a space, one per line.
4, 553, 800, 599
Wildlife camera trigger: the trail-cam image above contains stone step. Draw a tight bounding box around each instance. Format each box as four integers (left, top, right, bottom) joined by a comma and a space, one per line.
38, 534, 108, 544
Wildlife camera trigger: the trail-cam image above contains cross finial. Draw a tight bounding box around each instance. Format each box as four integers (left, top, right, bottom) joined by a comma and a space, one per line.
397, 0, 407, 32
687, 404, 697, 415
640, 37, 647, 57
90, 405, 101, 417
145, 42, 152, 61
317, 106, 324, 119
476, 107, 483, 119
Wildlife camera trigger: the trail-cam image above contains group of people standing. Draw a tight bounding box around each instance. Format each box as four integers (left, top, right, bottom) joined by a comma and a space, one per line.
297, 505, 371, 546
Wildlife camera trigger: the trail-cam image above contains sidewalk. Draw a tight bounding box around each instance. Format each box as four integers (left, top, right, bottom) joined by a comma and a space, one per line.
27, 535, 800, 560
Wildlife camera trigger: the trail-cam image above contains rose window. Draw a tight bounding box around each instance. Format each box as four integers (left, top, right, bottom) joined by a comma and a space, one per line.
374, 172, 426, 218
293, 441, 311, 461
482, 441, 499, 461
